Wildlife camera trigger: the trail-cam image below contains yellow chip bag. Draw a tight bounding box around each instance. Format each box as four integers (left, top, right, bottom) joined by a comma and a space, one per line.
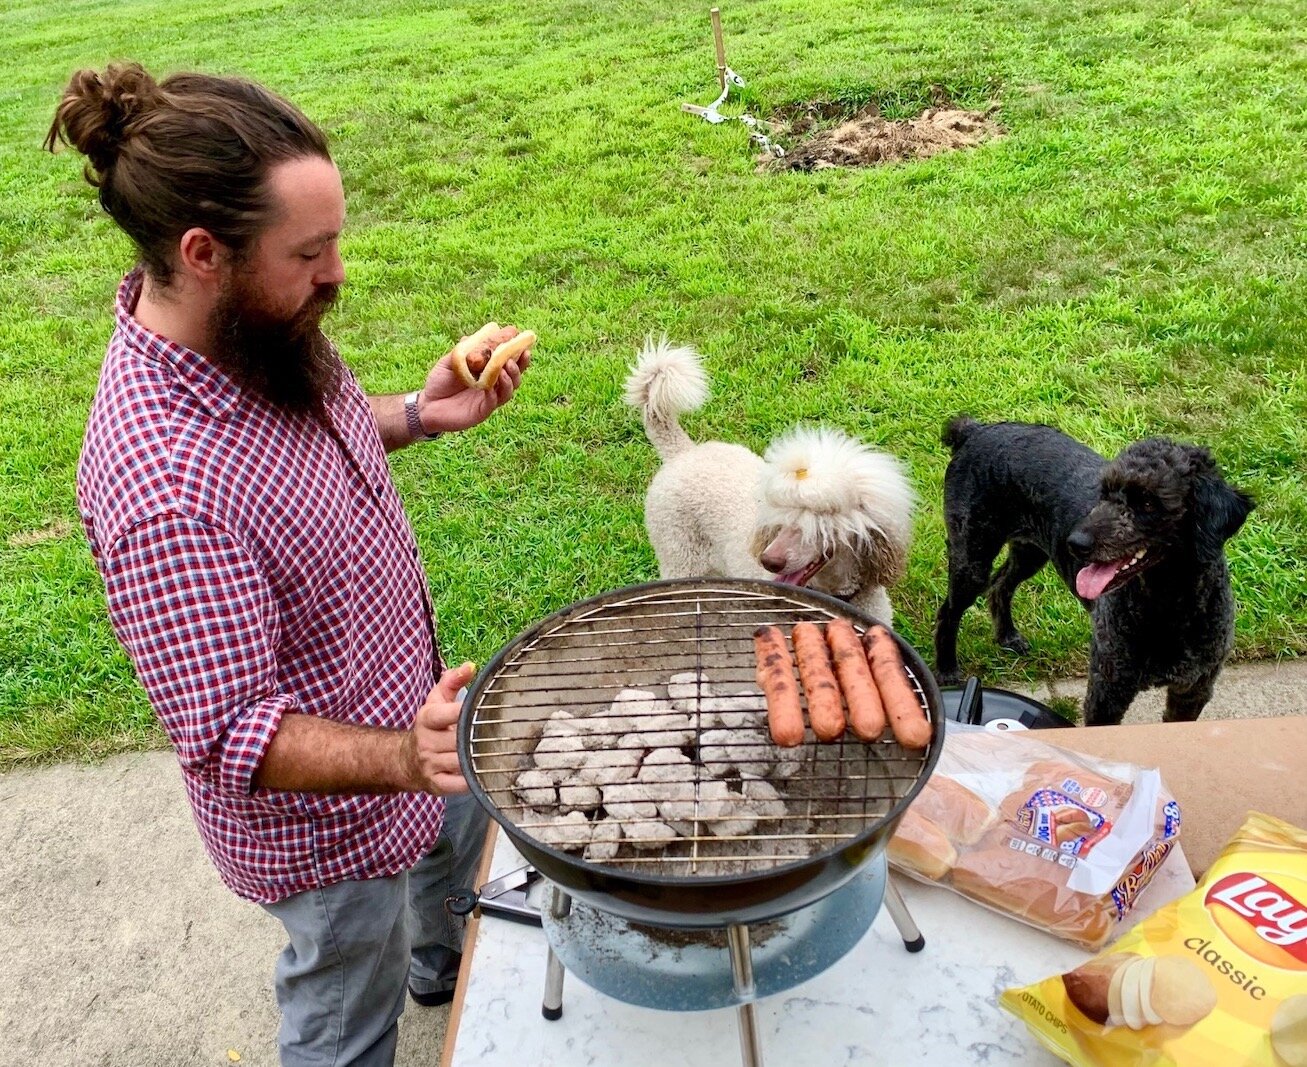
1000, 812, 1307, 1066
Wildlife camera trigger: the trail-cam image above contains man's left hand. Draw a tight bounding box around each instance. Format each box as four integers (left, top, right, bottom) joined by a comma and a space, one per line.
417, 325, 531, 434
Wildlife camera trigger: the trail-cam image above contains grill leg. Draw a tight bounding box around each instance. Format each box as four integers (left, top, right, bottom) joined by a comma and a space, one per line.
727, 924, 764, 1067
541, 886, 572, 1020
883, 876, 926, 952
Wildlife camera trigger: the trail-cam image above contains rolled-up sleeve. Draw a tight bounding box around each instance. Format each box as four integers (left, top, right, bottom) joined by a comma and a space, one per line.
100, 512, 293, 796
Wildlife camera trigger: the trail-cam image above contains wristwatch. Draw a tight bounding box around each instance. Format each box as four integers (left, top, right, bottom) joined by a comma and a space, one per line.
404, 391, 442, 442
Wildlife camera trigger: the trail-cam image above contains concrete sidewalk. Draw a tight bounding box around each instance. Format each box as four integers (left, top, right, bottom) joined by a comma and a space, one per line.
0, 755, 446, 1067
2, 657, 1303, 1067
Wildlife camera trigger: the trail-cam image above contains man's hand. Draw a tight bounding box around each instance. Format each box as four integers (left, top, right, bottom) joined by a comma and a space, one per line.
417, 325, 531, 434
403, 661, 477, 795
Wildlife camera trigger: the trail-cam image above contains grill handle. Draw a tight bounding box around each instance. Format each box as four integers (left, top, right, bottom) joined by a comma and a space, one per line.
445, 865, 545, 927
958, 676, 983, 725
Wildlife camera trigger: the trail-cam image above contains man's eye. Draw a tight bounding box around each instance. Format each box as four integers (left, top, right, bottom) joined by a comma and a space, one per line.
300, 251, 320, 261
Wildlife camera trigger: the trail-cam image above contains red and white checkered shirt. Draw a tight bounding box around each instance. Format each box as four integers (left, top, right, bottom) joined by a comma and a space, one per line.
78, 270, 446, 903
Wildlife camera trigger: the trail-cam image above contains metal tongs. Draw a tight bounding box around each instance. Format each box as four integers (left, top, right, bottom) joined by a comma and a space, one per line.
445, 864, 543, 927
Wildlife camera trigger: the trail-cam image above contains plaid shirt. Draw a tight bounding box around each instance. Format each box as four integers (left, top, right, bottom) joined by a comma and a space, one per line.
77, 270, 445, 903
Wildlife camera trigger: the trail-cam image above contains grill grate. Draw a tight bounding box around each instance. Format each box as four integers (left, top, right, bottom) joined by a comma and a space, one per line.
465, 583, 935, 877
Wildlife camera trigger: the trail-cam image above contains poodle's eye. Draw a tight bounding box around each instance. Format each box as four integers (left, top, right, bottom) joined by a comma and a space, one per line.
1138, 496, 1157, 514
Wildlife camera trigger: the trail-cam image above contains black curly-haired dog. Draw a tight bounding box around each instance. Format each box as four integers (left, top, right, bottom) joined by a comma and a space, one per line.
934, 418, 1253, 726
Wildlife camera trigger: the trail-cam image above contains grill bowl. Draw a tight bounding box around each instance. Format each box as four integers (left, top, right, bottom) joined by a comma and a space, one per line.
458, 578, 942, 927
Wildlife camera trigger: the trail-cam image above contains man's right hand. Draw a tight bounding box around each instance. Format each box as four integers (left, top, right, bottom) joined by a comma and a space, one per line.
404, 661, 476, 795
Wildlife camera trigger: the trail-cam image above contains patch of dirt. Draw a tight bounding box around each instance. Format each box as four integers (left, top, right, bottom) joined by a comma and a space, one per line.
8, 518, 73, 549
761, 102, 1003, 173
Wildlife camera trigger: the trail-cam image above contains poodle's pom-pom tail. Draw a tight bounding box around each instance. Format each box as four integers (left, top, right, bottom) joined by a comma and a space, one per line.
761, 426, 916, 556
942, 415, 981, 452
624, 337, 710, 459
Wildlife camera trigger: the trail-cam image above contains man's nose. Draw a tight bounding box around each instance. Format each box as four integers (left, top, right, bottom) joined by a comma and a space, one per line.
316, 246, 346, 287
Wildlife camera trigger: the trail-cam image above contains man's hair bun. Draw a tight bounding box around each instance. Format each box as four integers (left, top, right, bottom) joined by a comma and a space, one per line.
47, 62, 162, 179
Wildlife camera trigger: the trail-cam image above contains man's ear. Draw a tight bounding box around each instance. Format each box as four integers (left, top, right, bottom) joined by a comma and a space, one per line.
177, 228, 225, 285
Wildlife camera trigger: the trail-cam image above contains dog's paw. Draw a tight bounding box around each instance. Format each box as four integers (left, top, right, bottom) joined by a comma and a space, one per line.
934, 666, 962, 687
997, 633, 1031, 656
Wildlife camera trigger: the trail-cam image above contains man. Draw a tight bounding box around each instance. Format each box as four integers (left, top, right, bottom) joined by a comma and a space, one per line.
46, 62, 529, 1065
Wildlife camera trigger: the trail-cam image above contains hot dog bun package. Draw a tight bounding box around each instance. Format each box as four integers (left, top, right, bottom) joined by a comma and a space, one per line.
887, 723, 1181, 949
1001, 812, 1307, 1066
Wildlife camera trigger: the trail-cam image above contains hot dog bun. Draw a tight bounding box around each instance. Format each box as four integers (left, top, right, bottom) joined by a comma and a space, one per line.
475, 330, 536, 391
909, 774, 998, 846
887, 807, 957, 881
452, 322, 503, 389
949, 836, 1114, 948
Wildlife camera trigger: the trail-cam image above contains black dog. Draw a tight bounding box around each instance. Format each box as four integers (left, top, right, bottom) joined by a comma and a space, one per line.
933, 418, 1253, 726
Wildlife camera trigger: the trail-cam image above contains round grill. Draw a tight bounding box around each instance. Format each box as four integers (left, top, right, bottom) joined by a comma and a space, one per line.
459, 580, 941, 927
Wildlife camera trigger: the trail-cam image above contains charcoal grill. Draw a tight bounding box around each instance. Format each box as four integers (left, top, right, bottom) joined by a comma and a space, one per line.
457, 578, 944, 1067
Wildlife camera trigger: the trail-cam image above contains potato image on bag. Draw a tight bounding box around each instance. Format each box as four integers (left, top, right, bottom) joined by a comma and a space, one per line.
1272, 995, 1307, 1067
1063, 953, 1139, 1024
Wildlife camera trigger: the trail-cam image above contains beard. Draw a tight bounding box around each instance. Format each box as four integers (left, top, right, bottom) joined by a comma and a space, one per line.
207, 270, 344, 417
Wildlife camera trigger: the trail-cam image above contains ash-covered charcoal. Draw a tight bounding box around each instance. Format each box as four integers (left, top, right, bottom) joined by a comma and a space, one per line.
611, 687, 675, 717
600, 780, 660, 822
698, 694, 766, 731
510, 667, 846, 866
667, 670, 717, 706
532, 714, 590, 773
514, 768, 557, 808
617, 711, 695, 750
584, 819, 622, 862
669, 774, 763, 842
571, 745, 642, 787
558, 779, 602, 814
525, 809, 595, 852
598, 761, 683, 849
638, 749, 700, 834
699, 727, 775, 777
622, 817, 679, 851
739, 775, 787, 821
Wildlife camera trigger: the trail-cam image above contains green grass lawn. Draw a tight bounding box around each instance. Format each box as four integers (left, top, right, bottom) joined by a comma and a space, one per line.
2, 0, 1304, 765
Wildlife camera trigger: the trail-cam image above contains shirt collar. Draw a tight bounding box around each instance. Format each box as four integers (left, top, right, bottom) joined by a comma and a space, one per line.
114, 268, 242, 419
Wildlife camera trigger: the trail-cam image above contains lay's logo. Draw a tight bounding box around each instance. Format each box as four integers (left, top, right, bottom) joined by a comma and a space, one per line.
1205, 872, 1307, 969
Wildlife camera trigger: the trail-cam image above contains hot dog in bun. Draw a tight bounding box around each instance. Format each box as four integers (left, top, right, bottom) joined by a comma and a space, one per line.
452, 323, 537, 391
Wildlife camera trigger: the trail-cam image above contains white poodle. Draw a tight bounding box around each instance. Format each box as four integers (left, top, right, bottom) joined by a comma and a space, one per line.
624, 339, 915, 624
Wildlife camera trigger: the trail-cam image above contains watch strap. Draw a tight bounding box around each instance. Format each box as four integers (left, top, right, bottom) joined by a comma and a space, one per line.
404, 391, 441, 442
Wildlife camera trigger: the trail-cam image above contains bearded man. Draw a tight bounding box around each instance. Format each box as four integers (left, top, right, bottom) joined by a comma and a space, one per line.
46, 62, 531, 1067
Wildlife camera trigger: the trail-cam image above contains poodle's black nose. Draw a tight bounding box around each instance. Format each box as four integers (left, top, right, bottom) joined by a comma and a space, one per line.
1066, 528, 1094, 555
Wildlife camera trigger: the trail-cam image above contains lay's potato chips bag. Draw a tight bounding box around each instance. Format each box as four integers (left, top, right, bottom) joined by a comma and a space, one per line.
1001, 812, 1307, 1066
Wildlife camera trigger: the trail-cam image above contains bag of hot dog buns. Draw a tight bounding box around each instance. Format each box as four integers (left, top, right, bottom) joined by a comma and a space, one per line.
888, 722, 1181, 949
1001, 812, 1307, 1067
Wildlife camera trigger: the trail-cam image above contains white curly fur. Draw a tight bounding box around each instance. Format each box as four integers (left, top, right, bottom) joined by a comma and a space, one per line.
622, 336, 710, 459
624, 340, 915, 623
760, 427, 915, 558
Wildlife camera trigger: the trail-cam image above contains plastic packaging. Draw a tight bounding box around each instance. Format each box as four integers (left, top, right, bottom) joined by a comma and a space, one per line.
887, 722, 1181, 949
1001, 812, 1307, 1066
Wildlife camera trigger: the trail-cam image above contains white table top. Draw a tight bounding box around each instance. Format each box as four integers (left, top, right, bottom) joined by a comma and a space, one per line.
443, 829, 1195, 1067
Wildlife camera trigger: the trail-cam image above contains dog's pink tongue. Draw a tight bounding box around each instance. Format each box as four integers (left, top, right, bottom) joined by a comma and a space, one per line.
1076, 560, 1125, 600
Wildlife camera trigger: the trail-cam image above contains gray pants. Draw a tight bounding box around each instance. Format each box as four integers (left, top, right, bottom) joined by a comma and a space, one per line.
261, 794, 490, 1067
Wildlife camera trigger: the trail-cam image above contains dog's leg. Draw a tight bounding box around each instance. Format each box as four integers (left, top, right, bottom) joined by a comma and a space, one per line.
985, 542, 1048, 656
1163, 668, 1220, 723
934, 540, 1002, 685
1081, 645, 1142, 726
1082, 677, 1141, 726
